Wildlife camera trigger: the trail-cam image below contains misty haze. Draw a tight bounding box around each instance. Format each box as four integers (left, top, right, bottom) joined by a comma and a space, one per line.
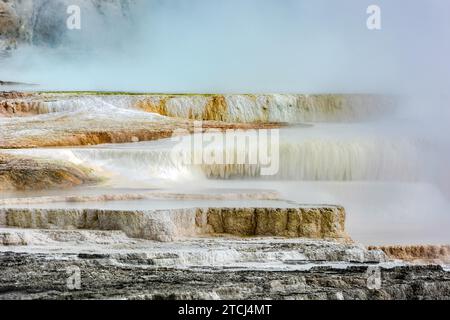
1, 0, 450, 301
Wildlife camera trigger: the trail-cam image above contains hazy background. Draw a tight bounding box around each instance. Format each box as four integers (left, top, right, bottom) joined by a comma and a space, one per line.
1, 0, 449, 94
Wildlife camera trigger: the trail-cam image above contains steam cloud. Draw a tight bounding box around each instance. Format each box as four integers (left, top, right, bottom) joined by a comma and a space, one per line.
0, 0, 448, 94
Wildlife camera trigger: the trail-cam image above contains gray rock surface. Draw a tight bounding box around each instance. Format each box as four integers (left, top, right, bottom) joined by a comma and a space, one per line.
0, 230, 449, 300
0, 250, 449, 300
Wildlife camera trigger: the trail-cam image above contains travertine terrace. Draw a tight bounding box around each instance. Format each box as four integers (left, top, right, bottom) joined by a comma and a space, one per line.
1, 92, 449, 300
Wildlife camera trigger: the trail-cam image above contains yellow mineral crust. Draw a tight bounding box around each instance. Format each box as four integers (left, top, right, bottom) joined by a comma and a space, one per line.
135, 94, 388, 123
201, 207, 348, 240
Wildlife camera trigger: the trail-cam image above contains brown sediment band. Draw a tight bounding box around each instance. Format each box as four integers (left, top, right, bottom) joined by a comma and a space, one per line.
0, 206, 348, 242
0, 121, 282, 149
369, 245, 450, 264
0, 153, 98, 191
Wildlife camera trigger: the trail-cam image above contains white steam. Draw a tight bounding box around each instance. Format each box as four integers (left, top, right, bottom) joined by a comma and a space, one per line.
0, 0, 448, 94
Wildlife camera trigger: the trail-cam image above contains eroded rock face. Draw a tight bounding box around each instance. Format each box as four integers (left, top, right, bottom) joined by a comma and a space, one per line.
0, 206, 348, 242
0, 99, 45, 116
0, 153, 97, 191
204, 207, 347, 240
0, 91, 34, 116
371, 245, 450, 265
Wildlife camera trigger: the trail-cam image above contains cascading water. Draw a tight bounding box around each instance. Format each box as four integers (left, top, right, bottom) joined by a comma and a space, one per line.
136, 94, 392, 123
5, 132, 421, 184
3, 92, 448, 246
1, 94, 391, 122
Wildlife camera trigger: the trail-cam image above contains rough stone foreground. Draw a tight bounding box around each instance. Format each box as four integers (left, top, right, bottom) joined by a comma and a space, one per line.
0, 153, 97, 191
0, 250, 449, 300
0, 230, 448, 300
0, 206, 347, 242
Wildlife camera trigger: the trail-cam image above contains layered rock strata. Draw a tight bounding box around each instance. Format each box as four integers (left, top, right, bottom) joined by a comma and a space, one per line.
0, 206, 347, 242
